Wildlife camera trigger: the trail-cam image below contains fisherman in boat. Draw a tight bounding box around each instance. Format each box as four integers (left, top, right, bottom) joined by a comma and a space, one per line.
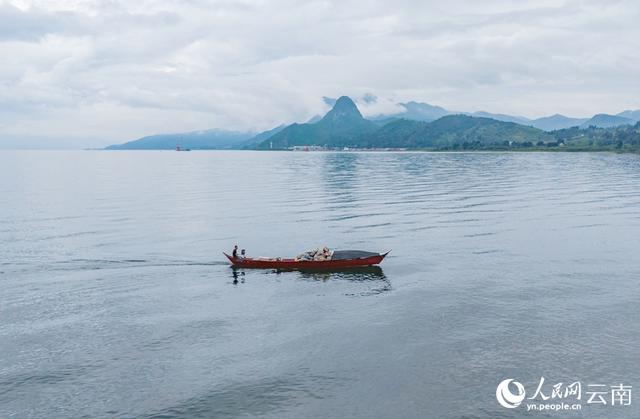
232, 245, 239, 259
240, 249, 246, 259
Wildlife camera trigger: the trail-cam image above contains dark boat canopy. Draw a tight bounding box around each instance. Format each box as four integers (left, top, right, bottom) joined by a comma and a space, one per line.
332, 250, 380, 260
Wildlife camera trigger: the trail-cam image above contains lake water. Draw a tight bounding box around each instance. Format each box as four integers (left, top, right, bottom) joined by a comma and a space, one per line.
1, 150, 639, 418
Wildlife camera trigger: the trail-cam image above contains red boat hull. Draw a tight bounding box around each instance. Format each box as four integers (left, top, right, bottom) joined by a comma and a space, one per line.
223, 252, 388, 270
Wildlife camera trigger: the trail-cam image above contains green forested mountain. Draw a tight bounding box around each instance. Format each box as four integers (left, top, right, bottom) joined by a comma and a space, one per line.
554, 122, 640, 150
361, 115, 551, 149
257, 96, 377, 149
357, 119, 428, 147
357, 117, 640, 150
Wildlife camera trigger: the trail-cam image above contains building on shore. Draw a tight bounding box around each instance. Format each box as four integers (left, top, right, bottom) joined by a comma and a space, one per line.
291, 145, 327, 151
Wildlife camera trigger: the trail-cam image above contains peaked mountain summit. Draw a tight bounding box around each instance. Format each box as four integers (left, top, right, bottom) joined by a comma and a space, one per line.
258, 96, 377, 149
316, 96, 375, 132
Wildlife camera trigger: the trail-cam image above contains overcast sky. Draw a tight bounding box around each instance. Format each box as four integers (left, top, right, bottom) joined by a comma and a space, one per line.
1, 0, 639, 148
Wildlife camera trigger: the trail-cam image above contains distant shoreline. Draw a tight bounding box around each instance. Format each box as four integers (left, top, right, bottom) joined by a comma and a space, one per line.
255, 146, 639, 153
83, 147, 640, 154
3, 148, 638, 154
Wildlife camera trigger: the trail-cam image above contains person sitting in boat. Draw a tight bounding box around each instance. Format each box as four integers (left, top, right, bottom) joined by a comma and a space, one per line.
240, 249, 246, 259
232, 245, 239, 259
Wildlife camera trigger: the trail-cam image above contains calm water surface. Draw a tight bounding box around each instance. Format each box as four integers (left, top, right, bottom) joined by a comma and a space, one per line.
1, 151, 639, 418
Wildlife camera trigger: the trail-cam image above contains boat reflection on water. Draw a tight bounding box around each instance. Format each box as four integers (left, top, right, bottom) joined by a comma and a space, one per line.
296, 265, 386, 281
231, 269, 245, 284
297, 266, 391, 295
230, 266, 391, 295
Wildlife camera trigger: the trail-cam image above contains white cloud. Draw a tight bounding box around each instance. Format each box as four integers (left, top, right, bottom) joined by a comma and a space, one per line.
0, 0, 639, 147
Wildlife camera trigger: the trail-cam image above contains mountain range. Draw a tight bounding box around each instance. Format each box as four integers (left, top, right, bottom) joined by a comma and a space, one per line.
355, 115, 551, 149
106, 97, 640, 150
375, 102, 639, 130
253, 97, 552, 149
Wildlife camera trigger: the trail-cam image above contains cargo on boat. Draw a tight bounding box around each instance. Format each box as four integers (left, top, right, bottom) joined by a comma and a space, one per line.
223, 248, 388, 270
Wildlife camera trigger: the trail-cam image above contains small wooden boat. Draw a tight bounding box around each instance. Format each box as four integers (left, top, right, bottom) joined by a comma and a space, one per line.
223, 250, 389, 270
